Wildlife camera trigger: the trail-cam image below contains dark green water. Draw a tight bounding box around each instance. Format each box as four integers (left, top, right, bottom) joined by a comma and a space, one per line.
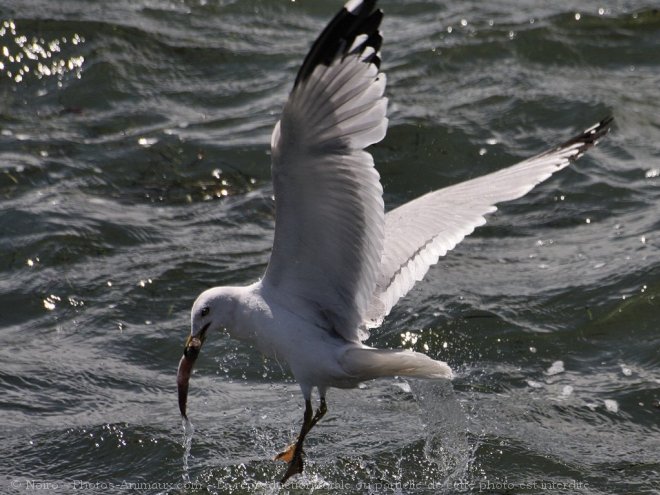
1, 1, 659, 494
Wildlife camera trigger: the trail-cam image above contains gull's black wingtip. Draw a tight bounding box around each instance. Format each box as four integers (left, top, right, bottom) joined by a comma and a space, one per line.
557, 115, 614, 162
294, 0, 383, 89
587, 115, 614, 142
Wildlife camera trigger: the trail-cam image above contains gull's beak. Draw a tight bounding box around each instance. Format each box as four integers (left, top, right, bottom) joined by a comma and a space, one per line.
177, 326, 207, 419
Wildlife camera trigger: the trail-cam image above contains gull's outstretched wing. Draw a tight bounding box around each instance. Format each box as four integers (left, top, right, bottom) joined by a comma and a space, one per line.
364, 117, 613, 328
263, 0, 387, 343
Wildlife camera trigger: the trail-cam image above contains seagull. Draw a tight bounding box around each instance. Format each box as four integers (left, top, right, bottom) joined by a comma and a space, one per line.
176, 0, 612, 483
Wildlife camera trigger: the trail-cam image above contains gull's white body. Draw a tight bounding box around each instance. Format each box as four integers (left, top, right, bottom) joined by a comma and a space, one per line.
193, 283, 452, 399
198, 284, 360, 393
185, 0, 610, 438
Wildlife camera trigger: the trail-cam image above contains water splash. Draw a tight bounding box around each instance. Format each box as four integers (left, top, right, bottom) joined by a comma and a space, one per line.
412, 379, 474, 491
181, 417, 195, 484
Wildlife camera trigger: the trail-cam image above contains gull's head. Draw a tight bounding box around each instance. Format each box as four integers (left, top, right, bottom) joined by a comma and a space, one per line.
177, 287, 237, 419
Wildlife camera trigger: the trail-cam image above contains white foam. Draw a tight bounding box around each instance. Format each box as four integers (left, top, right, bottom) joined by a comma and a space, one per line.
604, 399, 619, 413
546, 360, 565, 376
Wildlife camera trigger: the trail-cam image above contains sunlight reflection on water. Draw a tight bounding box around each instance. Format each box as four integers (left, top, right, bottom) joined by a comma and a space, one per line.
0, 20, 84, 84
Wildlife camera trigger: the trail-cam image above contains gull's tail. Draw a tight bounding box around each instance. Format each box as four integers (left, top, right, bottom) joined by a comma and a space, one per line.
341, 346, 453, 381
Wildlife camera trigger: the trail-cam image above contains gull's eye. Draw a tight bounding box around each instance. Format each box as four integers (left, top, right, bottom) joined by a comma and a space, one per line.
200, 306, 210, 318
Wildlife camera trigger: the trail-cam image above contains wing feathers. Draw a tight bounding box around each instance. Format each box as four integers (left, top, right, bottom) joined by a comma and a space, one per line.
294, 0, 381, 89
364, 116, 613, 329
264, 1, 387, 342
264, 0, 612, 341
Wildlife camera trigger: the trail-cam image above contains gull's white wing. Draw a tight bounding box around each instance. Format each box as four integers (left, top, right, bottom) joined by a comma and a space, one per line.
364, 117, 613, 328
263, 0, 387, 343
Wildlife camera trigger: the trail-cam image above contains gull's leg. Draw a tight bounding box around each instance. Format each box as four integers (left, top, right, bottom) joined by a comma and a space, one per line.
277, 397, 327, 483
310, 396, 328, 429
274, 400, 311, 465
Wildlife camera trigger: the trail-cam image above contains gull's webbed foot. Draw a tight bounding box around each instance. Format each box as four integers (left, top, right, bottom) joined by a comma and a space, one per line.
277, 397, 327, 484
274, 442, 299, 463
280, 444, 304, 483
